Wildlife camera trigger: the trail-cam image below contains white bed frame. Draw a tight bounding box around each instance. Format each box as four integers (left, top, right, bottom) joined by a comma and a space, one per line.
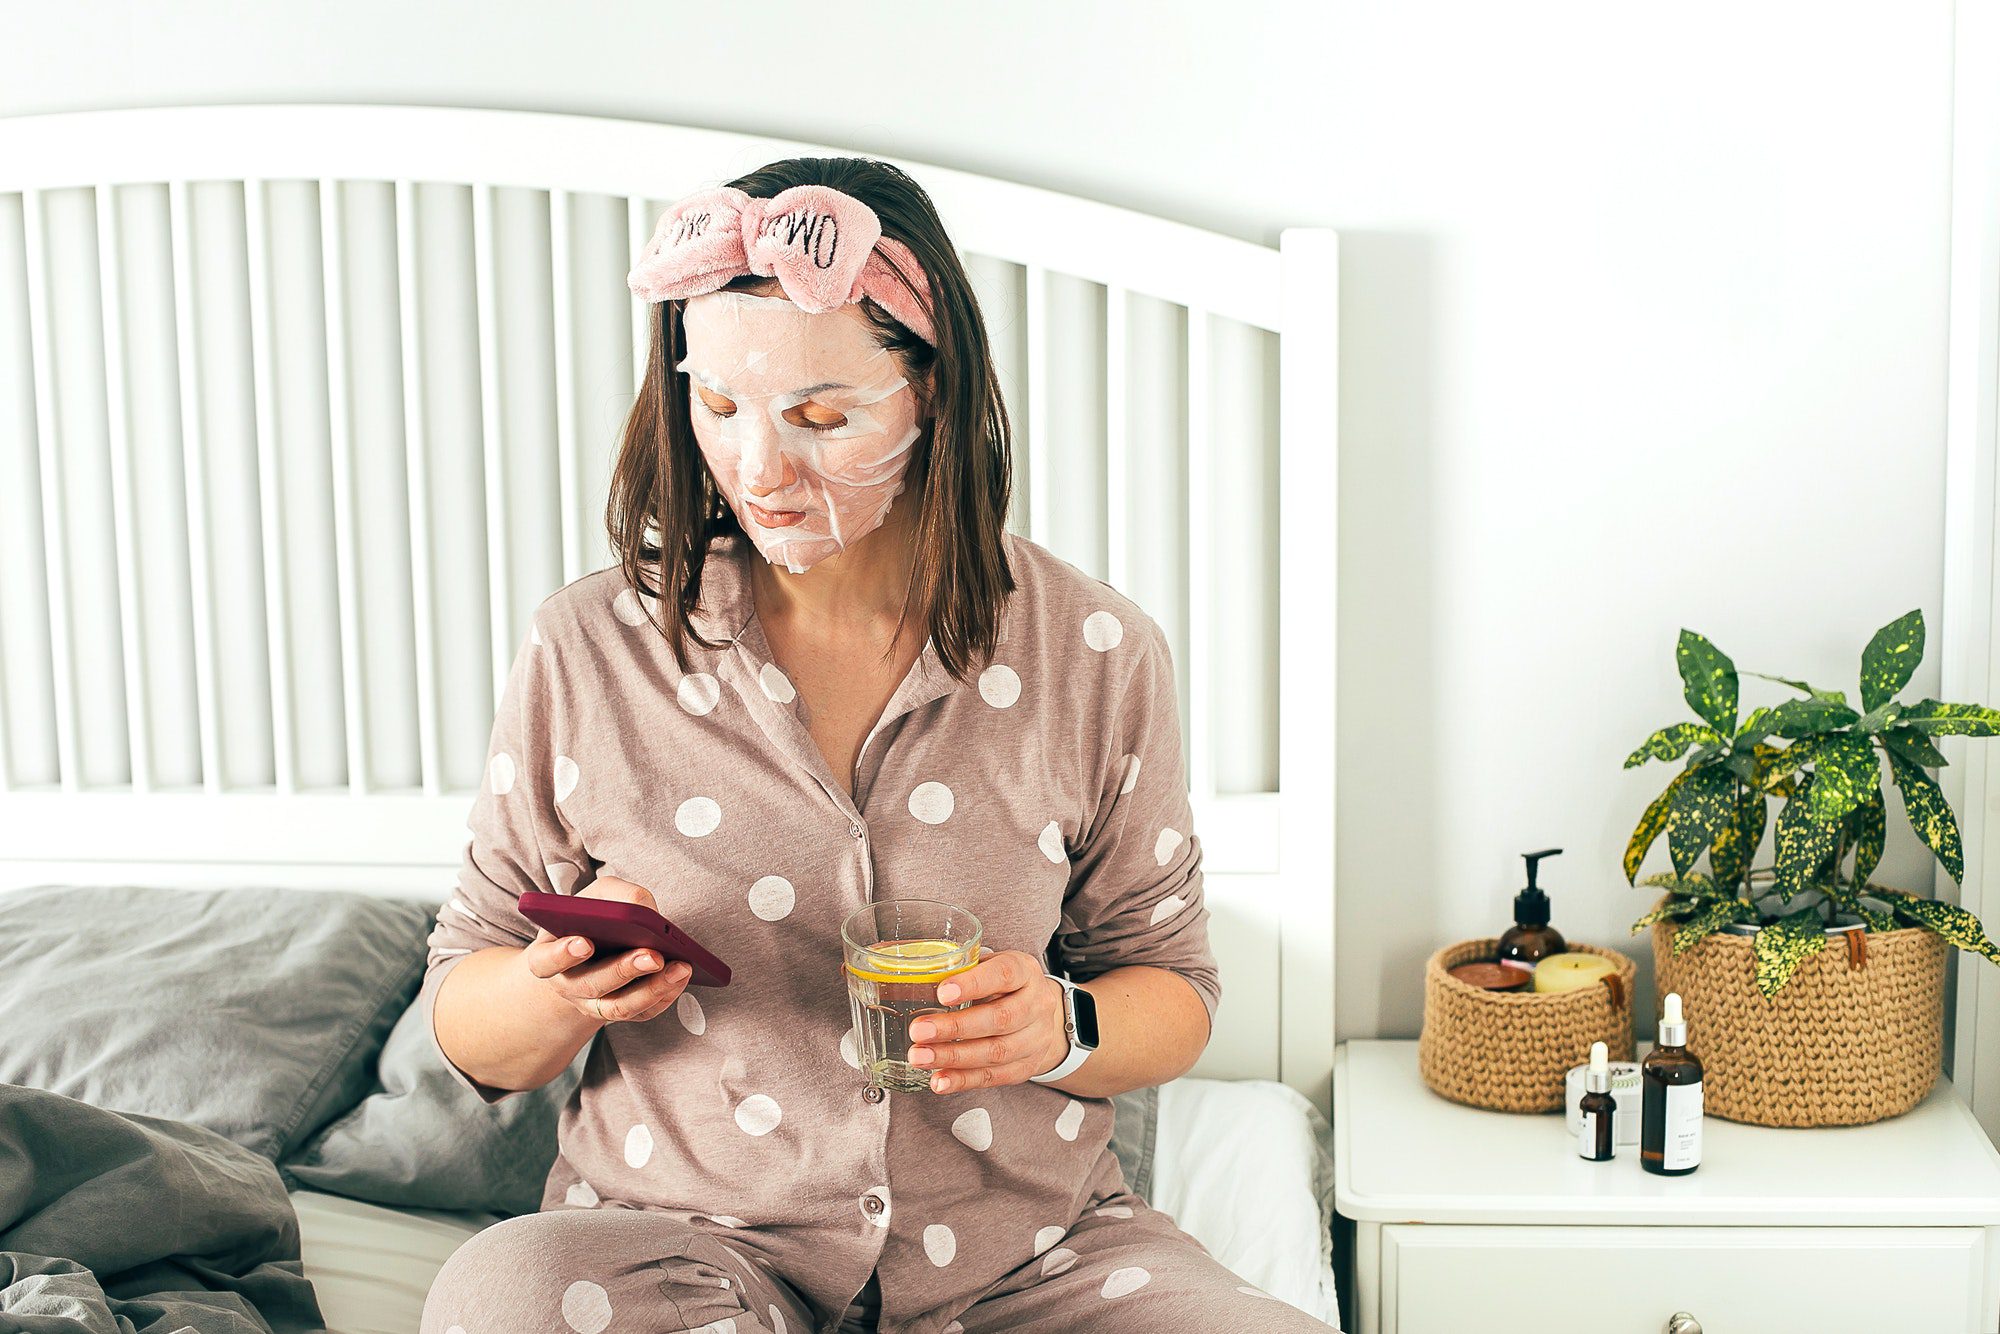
0, 104, 1339, 1114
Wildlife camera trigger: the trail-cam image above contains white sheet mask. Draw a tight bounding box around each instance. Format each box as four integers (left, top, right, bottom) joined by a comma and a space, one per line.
677, 290, 925, 574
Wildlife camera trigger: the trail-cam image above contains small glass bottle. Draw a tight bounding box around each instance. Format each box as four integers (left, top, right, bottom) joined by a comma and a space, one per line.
1497, 848, 1567, 975
1577, 1040, 1616, 1162
1641, 992, 1704, 1176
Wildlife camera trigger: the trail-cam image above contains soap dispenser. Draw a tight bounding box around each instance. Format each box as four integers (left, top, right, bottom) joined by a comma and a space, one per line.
1497, 847, 1567, 975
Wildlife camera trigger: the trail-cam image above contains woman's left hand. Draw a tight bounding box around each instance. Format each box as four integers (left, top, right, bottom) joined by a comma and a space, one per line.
907, 949, 1067, 1094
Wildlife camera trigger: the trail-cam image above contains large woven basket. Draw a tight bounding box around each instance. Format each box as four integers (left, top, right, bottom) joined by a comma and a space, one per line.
1650, 910, 1948, 1127
1418, 939, 1636, 1113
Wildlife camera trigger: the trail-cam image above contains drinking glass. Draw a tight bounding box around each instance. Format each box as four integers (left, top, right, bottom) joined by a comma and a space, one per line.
842, 899, 984, 1093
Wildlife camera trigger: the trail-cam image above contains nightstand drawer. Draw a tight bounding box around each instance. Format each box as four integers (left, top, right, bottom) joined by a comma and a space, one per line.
1382, 1224, 1988, 1332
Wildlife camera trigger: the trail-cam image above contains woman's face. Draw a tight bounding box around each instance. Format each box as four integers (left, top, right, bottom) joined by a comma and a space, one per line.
678, 290, 925, 574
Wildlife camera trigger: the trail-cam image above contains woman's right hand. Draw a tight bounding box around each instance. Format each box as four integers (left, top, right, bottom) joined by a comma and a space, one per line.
519, 876, 693, 1027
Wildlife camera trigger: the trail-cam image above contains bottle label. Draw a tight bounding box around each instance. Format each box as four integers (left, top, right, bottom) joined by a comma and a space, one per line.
1577, 1110, 1601, 1159
1662, 1081, 1702, 1169
1498, 958, 1535, 973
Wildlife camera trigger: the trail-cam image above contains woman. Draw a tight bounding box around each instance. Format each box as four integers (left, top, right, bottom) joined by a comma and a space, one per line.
419, 158, 1330, 1334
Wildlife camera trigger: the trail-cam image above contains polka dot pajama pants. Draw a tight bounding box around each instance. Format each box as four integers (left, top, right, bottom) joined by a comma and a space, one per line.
419, 1189, 1333, 1333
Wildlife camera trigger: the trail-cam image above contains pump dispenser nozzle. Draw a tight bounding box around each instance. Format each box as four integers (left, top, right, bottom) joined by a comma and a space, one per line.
1515, 848, 1563, 925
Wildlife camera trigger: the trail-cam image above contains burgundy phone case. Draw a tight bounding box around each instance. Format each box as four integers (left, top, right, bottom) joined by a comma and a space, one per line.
516, 890, 731, 987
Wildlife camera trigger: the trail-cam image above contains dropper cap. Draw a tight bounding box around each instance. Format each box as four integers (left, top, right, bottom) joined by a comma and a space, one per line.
1513, 847, 1563, 926
1659, 992, 1688, 1047
1586, 1040, 1610, 1093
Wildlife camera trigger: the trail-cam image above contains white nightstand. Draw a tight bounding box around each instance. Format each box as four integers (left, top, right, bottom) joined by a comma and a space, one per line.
1334, 1040, 2000, 1334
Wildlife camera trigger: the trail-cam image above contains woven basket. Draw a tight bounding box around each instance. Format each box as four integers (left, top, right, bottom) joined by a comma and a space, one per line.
1418, 939, 1636, 1113
1650, 908, 1949, 1127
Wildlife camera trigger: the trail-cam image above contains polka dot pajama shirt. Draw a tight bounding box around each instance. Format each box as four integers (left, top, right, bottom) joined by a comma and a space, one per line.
417, 531, 1332, 1332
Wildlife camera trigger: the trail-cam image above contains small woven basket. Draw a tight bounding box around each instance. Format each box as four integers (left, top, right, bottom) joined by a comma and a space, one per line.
1650, 910, 1948, 1127
1418, 939, 1636, 1113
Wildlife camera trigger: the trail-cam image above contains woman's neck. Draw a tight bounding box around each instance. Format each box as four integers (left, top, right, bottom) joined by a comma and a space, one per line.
746, 489, 923, 637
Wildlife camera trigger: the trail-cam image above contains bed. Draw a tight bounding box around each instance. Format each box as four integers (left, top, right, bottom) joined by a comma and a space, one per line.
0, 103, 1341, 1329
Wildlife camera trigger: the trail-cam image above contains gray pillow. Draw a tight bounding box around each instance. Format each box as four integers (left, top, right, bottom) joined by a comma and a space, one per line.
282, 981, 586, 1216
0, 883, 428, 1161
1111, 1083, 1159, 1200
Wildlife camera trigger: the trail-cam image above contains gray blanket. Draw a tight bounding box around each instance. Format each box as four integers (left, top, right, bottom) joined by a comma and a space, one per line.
0, 1083, 325, 1334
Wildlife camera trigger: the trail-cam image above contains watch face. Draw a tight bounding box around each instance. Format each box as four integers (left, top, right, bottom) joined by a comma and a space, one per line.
1071, 985, 1100, 1049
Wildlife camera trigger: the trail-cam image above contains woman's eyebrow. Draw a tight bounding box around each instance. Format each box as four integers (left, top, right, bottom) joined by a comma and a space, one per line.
687, 373, 853, 397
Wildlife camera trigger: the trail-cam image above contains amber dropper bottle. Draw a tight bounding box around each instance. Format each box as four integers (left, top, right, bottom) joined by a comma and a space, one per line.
1641, 992, 1704, 1176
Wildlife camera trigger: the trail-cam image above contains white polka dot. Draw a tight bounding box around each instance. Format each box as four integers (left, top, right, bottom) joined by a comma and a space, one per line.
840, 1028, 862, 1069
561, 1279, 613, 1334
1094, 1204, 1134, 1218
675, 992, 706, 1035
758, 662, 797, 703
1033, 1225, 1066, 1255
978, 664, 1022, 708
487, 752, 516, 795
1120, 754, 1141, 794
678, 672, 722, 715
770, 1307, 788, 1334
1038, 820, 1066, 864
706, 1214, 748, 1228
1154, 828, 1184, 866
909, 781, 955, 824
1056, 1099, 1085, 1141
735, 1094, 782, 1136
1101, 1267, 1151, 1299
748, 875, 795, 921
944, 1324, 963, 1334
624, 1123, 653, 1168
545, 862, 580, 895
448, 1327, 467, 1334
923, 1223, 957, 1266
565, 1179, 599, 1207
676, 796, 722, 837
698, 1321, 736, 1334
861, 1186, 892, 1227
553, 755, 580, 803
612, 588, 648, 626
1237, 1285, 1278, 1300
1149, 894, 1188, 926
951, 1107, 993, 1151
1083, 610, 1124, 652
530, 621, 543, 646
1041, 1247, 1079, 1277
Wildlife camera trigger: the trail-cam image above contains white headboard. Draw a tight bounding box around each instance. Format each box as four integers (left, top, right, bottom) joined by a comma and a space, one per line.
0, 104, 1338, 1113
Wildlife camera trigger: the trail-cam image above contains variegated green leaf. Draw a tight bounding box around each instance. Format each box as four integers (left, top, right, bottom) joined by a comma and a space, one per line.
1667, 764, 1736, 876
1807, 733, 1882, 823
1637, 870, 1725, 898
1855, 702, 1903, 734
1677, 629, 1738, 735
1847, 781, 1886, 886
1672, 898, 1756, 955
1768, 697, 1861, 738
1624, 771, 1688, 883
1623, 721, 1723, 769
1773, 775, 1843, 895
1879, 891, 2000, 966
1758, 736, 1822, 791
1859, 609, 1925, 712
1898, 700, 2000, 738
1744, 672, 1849, 705
1753, 907, 1829, 997
1631, 900, 1699, 932
1734, 705, 1776, 747
1825, 883, 1897, 933
1708, 786, 1767, 890
1883, 728, 1949, 769
1889, 753, 1965, 882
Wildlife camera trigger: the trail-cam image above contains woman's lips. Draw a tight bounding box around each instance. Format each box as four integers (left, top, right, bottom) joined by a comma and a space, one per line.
745, 499, 808, 528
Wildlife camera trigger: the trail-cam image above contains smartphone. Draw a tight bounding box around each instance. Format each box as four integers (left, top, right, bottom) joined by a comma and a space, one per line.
516, 890, 731, 987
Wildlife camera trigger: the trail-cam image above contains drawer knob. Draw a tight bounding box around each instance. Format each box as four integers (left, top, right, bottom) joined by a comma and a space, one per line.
1665, 1315, 1702, 1334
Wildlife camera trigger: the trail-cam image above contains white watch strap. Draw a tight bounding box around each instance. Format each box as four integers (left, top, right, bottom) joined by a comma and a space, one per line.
1029, 973, 1092, 1083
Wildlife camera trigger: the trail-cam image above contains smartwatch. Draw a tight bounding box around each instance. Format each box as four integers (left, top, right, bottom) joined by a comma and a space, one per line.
1029, 971, 1100, 1083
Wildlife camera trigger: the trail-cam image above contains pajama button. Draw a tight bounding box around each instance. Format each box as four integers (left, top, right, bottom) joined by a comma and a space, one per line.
863, 1085, 885, 1104
849, 823, 863, 839
862, 1193, 884, 1215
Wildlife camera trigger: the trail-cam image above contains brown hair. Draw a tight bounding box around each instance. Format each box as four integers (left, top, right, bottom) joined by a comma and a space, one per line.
606, 156, 1014, 682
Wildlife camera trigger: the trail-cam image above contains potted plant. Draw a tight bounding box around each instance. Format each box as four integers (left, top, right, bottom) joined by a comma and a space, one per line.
1622, 609, 2000, 1127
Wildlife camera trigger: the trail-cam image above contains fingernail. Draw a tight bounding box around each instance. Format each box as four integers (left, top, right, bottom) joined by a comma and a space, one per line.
567, 938, 590, 957
672, 962, 692, 981
910, 1047, 933, 1066
635, 954, 658, 970
931, 1075, 951, 1092
938, 985, 959, 1003
909, 1022, 934, 1041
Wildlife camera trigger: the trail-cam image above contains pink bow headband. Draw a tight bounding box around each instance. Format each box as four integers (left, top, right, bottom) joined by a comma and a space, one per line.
627, 184, 937, 346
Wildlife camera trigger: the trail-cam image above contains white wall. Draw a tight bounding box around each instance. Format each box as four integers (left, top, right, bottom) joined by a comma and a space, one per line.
2, 0, 1959, 1039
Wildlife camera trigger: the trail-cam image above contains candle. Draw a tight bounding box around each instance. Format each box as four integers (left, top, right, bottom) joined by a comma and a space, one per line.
1533, 952, 1617, 994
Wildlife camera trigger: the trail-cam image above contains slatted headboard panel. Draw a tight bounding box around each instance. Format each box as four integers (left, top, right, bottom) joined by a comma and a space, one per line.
0, 104, 1338, 1111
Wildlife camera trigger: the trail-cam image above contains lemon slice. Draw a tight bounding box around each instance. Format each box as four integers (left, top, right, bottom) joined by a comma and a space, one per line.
845, 940, 983, 985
